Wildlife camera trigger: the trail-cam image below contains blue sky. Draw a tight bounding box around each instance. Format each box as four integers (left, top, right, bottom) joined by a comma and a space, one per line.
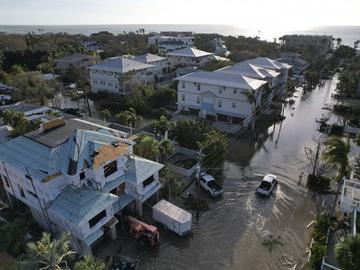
0, 0, 360, 27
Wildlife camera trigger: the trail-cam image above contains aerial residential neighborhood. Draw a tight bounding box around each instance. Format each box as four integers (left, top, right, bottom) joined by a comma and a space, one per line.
1, 1, 360, 270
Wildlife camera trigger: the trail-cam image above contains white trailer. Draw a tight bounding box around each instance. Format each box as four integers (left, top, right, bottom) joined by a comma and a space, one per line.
152, 199, 192, 236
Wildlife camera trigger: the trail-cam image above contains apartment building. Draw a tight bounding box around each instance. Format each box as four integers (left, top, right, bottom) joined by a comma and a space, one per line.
166, 47, 215, 68
133, 53, 172, 83
176, 71, 268, 126
148, 34, 194, 53
176, 57, 291, 127
55, 53, 99, 74
279, 35, 334, 55
89, 56, 154, 94
0, 118, 163, 255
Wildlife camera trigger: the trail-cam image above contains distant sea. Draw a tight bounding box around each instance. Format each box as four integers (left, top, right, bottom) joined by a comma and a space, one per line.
0, 24, 359, 46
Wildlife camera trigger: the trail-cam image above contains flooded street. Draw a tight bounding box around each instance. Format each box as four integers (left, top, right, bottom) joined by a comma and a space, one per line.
126, 77, 338, 270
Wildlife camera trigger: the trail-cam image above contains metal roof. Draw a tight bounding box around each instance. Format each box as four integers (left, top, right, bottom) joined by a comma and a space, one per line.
133, 53, 167, 63
176, 71, 267, 90
89, 56, 154, 73
48, 185, 118, 225
245, 57, 291, 70
125, 155, 164, 184
166, 47, 213, 58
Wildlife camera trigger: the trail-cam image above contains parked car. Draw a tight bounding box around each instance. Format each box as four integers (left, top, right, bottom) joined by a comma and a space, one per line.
256, 174, 277, 196
199, 172, 224, 198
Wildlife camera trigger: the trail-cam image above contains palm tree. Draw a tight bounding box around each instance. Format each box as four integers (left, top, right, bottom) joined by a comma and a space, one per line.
353, 40, 360, 49
158, 138, 174, 162
99, 109, 111, 125
134, 135, 160, 161
116, 107, 139, 130
243, 89, 257, 130
73, 256, 105, 270
152, 116, 175, 138
21, 232, 75, 270
322, 136, 350, 216
336, 234, 360, 270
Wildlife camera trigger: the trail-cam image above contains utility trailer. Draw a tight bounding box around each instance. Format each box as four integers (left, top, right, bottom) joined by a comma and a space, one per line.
152, 199, 192, 236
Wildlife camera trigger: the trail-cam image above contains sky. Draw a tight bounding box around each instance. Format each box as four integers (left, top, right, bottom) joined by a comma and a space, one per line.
0, 0, 360, 29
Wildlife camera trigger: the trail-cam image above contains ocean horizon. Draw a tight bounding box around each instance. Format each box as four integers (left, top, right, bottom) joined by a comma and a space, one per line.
1, 24, 359, 46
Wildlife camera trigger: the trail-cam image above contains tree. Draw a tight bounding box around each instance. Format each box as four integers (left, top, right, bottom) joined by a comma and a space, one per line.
0, 218, 30, 256
336, 235, 360, 270
336, 37, 342, 48
152, 116, 175, 138
21, 232, 75, 270
99, 109, 111, 124
116, 107, 138, 127
7, 71, 54, 104
158, 138, 174, 162
73, 256, 105, 270
134, 134, 160, 161
151, 86, 177, 108
243, 89, 257, 130
1, 109, 39, 137
322, 136, 350, 216
159, 167, 183, 201
354, 40, 360, 49
198, 129, 229, 168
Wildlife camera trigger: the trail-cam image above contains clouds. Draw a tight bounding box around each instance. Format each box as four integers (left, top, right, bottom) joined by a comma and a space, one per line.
0, 0, 359, 26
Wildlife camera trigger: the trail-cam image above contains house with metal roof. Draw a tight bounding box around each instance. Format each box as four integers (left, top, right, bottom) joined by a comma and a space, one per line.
89, 56, 155, 95
133, 53, 172, 84
176, 70, 268, 127
175, 57, 291, 129
166, 47, 217, 68
0, 117, 164, 255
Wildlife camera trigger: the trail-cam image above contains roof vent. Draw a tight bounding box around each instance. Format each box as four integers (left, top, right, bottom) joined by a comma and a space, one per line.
42, 118, 65, 133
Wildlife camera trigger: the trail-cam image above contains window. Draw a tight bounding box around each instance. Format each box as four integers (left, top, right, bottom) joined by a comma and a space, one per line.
80, 171, 86, 180
104, 160, 117, 177
18, 185, 25, 198
143, 176, 155, 188
182, 94, 185, 101
218, 100, 222, 108
232, 102, 236, 108
182, 82, 185, 88
196, 96, 200, 104
89, 210, 106, 228
197, 84, 201, 91
233, 88, 237, 94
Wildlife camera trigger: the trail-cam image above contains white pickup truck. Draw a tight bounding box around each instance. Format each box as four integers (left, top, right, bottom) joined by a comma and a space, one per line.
199, 173, 224, 198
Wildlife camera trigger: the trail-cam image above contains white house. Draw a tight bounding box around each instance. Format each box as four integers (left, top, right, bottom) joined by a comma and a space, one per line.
244, 57, 291, 97
166, 47, 215, 68
0, 117, 163, 255
215, 62, 280, 102
176, 70, 268, 126
149, 35, 194, 54
133, 53, 172, 83
89, 56, 154, 95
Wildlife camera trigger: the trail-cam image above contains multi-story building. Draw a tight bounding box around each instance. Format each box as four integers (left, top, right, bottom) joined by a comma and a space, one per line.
279, 35, 334, 55
133, 53, 172, 83
176, 57, 291, 127
89, 56, 154, 94
276, 52, 309, 75
166, 47, 216, 68
176, 70, 268, 126
0, 117, 163, 255
55, 53, 99, 74
148, 34, 194, 54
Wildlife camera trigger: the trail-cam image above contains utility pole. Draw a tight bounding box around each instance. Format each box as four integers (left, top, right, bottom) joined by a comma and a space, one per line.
312, 141, 321, 176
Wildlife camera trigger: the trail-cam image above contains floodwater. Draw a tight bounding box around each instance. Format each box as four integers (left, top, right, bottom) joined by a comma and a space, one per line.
126, 77, 338, 270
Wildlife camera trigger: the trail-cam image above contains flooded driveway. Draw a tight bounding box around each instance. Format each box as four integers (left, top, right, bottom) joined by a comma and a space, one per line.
126, 77, 338, 270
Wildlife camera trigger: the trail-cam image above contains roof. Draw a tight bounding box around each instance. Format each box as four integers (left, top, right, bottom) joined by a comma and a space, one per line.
159, 40, 186, 46
216, 62, 279, 79
2, 103, 50, 115
133, 53, 166, 64
125, 155, 164, 184
153, 199, 192, 224
89, 56, 153, 73
166, 47, 213, 58
176, 71, 267, 90
0, 118, 132, 181
245, 57, 291, 70
263, 174, 277, 183
48, 186, 118, 225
